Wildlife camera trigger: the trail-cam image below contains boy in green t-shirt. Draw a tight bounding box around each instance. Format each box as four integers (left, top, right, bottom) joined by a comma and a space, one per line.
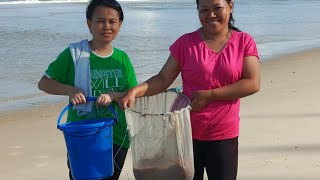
38, 0, 137, 179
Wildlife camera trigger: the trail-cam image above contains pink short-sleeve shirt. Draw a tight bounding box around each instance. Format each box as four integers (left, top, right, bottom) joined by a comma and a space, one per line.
169, 29, 259, 141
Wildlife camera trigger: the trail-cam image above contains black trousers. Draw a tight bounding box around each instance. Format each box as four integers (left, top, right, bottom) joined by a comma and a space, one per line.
68, 143, 128, 180
193, 137, 238, 180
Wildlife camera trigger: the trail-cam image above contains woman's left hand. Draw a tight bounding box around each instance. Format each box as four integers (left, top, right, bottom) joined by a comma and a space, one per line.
191, 90, 212, 111
96, 93, 113, 107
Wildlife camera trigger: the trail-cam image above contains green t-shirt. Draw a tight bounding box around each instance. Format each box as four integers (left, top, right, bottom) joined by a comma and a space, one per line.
45, 47, 137, 148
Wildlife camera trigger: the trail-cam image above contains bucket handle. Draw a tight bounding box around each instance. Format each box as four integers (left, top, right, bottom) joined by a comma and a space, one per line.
57, 97, 118, 129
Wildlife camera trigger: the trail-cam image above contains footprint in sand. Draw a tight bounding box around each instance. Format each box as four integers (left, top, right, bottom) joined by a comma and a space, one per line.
34, 162, 49, 168
8, 146, 23, 156
8, 145, 22, 149
8, 152, 23, 156
32, 155, 49, 159
32, 155, 49, 168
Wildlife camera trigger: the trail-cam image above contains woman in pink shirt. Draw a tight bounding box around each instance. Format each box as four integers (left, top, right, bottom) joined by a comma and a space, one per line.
120, 0, 260, 179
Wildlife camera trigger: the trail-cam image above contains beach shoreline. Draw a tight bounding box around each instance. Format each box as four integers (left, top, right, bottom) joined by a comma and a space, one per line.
1, 47, 320, 180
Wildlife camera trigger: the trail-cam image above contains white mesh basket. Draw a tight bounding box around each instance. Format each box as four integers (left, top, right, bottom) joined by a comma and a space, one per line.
125, 91, 194, 180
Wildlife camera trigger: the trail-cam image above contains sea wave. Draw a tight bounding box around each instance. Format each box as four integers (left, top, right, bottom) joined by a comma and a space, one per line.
0, 0, 87, 5
0, 0, 178, 5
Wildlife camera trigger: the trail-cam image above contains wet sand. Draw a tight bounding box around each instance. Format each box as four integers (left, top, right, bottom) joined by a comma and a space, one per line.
1, 48, 320, 180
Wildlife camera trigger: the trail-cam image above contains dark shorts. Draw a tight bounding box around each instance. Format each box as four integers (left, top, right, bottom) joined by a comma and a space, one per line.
193, 137, 238, 180
68, 143, 128, 180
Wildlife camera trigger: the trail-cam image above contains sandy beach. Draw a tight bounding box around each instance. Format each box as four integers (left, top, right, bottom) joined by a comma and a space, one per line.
1, 48, 320, 180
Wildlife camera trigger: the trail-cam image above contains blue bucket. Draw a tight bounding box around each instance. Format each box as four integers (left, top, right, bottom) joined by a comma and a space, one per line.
57, 97, 118, 180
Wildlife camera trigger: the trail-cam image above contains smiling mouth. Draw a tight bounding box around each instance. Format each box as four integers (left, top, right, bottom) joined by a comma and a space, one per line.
207, 20, 219, 24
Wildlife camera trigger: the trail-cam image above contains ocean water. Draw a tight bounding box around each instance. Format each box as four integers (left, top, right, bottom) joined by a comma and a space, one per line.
1, 0, 320, 111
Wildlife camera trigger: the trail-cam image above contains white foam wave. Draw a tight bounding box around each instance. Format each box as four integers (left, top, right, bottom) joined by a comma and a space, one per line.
0, 0, 88, 5
0, 0, 168, 5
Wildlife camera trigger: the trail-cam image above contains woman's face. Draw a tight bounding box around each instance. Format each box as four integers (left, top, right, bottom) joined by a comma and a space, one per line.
198, 0, 233, 34
87, 6, 122, 44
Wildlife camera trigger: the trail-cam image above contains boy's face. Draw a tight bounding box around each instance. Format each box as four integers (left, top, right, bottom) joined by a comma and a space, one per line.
87, 6, 122, 44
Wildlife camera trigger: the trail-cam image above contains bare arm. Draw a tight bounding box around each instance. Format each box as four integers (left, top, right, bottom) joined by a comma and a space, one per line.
120, 55, 181, 109
38, 75, 87, 105
38, 76, 123, 107
95, 92, 124, 106
191, 56, 260, 110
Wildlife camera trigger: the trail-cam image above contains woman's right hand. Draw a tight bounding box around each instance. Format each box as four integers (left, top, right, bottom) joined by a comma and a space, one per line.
68, 87, 86, 105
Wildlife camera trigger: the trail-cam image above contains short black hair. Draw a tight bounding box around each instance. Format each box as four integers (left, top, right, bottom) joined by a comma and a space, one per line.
86, 0, 124, 21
